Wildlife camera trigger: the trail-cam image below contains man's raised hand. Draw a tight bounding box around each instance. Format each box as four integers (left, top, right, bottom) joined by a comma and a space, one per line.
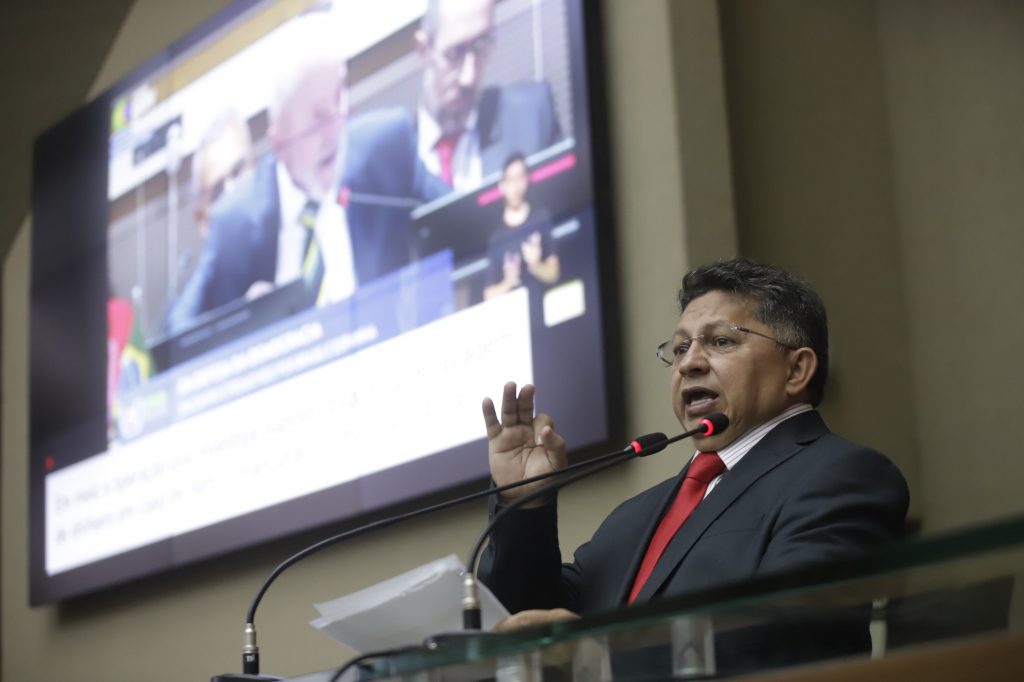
482, 382, 567, 505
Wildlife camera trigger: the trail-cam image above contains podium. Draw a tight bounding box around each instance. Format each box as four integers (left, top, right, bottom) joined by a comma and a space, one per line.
286, 516, 1024, 681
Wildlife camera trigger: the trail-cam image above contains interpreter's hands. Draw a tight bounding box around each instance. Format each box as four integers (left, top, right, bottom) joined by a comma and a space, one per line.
493, 608, 580, 633
520, 231, 543, 267
502, 251, 523, 288
482, 382, 567, 506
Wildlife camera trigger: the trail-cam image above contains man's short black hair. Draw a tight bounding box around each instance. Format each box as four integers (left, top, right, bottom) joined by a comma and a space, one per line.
678, 258, 830, 405
502, 151, 527, 175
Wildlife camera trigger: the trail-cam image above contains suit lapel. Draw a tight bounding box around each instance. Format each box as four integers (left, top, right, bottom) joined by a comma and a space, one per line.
253, 155, 281, 283
612, 469, 689, 605
631, 411, 829, 605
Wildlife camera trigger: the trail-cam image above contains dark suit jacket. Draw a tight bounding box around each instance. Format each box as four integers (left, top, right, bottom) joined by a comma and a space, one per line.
341, 108, 448, 280
165, 113, 447, 335
474, 81, 562, 177
479, 410, 909, 616
165, 154, 281, 333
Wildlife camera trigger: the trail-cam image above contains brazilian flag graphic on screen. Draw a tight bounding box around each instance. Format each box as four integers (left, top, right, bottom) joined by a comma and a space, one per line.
119, 313, 152, 389
113, 292, 152, 440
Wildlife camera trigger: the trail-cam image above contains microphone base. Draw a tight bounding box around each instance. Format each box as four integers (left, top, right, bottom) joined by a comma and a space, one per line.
462, 606, 482, 631
211, 674, 283, 681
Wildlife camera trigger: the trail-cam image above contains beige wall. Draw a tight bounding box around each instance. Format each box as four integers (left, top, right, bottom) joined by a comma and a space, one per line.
875, 0, 1024, 531
3, 0, 1023, 680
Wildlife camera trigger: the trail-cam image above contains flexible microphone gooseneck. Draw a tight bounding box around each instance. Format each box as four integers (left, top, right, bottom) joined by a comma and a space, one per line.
216, 430, 678, 680
460, 412, 729, 630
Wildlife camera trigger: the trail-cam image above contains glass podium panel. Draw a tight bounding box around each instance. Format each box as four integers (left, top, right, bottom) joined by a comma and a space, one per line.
289, 515, 1024, 681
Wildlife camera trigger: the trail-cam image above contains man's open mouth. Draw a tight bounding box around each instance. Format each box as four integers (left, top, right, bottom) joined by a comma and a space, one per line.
683, 388, 719, 409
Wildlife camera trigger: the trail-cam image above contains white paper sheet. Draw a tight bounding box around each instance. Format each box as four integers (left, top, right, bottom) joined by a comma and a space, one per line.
310, 554, 509, 653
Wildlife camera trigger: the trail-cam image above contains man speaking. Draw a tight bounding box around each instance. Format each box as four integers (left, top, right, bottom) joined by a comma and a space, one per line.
479, 258, 909, 627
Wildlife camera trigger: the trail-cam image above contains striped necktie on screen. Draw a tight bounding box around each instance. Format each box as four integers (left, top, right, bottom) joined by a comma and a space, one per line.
299, 199, 324, 295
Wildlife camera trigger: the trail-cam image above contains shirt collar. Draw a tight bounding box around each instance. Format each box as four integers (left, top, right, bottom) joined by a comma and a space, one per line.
702, 403, 815, 472
417, 105, 479, 157
275, 159, 310, 227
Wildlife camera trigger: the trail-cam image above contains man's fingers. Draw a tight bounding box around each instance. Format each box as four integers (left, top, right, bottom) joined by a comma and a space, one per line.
533, 413, 556, 443
492, 608, 580, 633
540, 425, 565, 458
517, 383, 535, 425
486, 381, 543, 444
499, 381, 519, 428
482, 397, 501, 440
534, 417, 566, 470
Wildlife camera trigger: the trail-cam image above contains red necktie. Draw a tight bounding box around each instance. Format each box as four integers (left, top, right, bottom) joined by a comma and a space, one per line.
628, 451, 726, 604
434, 134, 459, 186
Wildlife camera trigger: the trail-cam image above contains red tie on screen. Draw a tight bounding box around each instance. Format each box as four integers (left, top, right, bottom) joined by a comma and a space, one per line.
435, 134, 459, 186
628, 451, 726, 605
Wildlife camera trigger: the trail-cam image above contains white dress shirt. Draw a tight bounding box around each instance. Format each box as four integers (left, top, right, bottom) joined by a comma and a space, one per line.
274, 162, 313, 286
273, 162, 356, 302
698, 403, 815, 498
314, 199, 356, 304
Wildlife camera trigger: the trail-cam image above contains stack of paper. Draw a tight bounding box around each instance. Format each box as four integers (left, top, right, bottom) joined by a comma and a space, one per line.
310, 554, 510, 653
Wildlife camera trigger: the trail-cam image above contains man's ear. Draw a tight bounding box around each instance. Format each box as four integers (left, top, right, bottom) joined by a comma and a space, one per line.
785, 347, 818, 398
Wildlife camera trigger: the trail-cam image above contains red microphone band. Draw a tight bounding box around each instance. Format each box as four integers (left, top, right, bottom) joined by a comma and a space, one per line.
699, 417, 717, 436
627, 414, 728, 457
630, 432, 667, 455
697, 412, 729, 437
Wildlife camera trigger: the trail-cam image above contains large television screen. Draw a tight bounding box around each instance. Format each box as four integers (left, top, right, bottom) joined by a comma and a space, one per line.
29, 0, 618, 604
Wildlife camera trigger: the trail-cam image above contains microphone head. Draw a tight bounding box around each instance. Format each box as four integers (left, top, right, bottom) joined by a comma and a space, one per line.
698, 413, 729, 437
630, 432, 668, 457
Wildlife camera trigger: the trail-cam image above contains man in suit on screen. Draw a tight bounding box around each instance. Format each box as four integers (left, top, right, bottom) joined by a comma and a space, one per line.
165, 16, 352, 333
166, 13, 433, 335
412, 0, 563, 191
478, 259, 909, 664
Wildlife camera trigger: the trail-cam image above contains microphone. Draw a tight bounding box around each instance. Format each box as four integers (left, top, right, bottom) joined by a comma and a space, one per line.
345, 190, 422, 209
460, 412, 729, 629
212, 427, 696, 680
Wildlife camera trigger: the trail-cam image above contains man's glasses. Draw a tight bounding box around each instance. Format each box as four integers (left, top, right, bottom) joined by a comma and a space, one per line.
656, 325, 796, 367
206, 159, 250, 204
434, 33, 495, 66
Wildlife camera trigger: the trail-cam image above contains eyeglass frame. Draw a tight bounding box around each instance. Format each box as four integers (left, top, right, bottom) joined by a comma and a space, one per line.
656, 325, 798, 367
430, 32, 495, 66
203, 158, 250, 205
